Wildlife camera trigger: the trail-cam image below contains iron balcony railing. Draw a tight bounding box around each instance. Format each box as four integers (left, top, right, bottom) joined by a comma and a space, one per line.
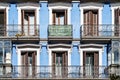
0, 65, 109, 79
80, 24, 120, 38
0, 24, 39, 37
48, 25, 72, 38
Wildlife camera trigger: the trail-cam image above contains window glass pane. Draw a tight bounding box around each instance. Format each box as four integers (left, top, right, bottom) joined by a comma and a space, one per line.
0, 41, 2, 47
4, 41, 11, 47
114, 49, 119, 64
0, 47, 3, 63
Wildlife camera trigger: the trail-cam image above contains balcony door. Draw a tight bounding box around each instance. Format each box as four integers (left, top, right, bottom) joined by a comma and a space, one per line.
114, 8, 120, 36
0, 9, 6, 36
83, 10, 98, 36
52, 51, 68, 77
21, 10, 36, 36
21, 51, 36, 77
52, 10, 67, 25
83, 51, 99, 77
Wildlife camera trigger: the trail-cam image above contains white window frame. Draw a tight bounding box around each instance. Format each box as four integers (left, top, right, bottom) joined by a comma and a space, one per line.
80, 4, 103, 25
80, 3, 103, 36
48, 44, 72, 66
17, 5, 40, 31
79, 44, 104, 75
16, 44, 41, 76
48, 5, 71, 25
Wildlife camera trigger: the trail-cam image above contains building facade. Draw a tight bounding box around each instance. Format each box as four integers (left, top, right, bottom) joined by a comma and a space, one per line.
0, 0, 119, 79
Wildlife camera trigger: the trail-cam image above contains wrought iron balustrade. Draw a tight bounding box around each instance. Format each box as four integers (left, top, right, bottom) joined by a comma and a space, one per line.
0, 24, 39, 37
48, 25, 72, 37
80, 24, 120, 38
0, 65, 109, 79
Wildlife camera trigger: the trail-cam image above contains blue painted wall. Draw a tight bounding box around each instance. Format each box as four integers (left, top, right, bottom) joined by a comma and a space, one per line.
71, 2, 80, 39
9, 4, 18, 25
40, 43, 49, 65
102, 45, 107, 66
102, 4, 111, 24
8, 4, 18, 36
12, 44, 17, 65
71, 43, 80, 65
40, 2, 49, 38
102, 4, 111, 66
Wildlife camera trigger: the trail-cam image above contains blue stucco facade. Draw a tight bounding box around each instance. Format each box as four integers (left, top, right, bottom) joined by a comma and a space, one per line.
0, 0, 120, 79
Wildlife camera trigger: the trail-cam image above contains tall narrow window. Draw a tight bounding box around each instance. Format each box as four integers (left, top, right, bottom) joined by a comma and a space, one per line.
52, 10, 67, 25
114, 8, 120, 36
83, 10, 98, 36
83, 51, 99, 77
52, 51, 68, 77
0, 9, 6, 36
21, 10, 36, 36
21, 51, 36, 77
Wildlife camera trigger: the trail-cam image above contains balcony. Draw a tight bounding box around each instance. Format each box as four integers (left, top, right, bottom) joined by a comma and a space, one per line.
48, 25, 72, 41
80, 25, 120, 43
0, 24, 39, 40
0, 65, 109, 80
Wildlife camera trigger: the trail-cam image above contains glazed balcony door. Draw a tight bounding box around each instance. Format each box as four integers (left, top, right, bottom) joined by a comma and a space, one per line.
85, 53, 94, 76
21, 10, 36, 36
83, 51, 99, 77
84, 10, 98, 36
52, 51, 68, 77
21, 51, 36, 77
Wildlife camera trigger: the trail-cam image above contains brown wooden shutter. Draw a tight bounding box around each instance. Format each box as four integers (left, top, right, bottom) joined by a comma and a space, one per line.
32, 52, 36, 76
114, 8, 120, 36
94, 52, 99, 77
83, 51, 86, 77
4, 9, 6, 36
64, 10, 67, 25
34, 10, 37, 35
21, 10, 24, 34
24, 52, 28, 77
52, 52, 56, 76
52, 12, 56, 25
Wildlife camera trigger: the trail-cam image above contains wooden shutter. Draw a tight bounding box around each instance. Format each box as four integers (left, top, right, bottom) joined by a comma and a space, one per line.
64, 10, 67, 25
52, 52, 56, 77
52, 12, 56, 25
83, 51, 86, 77
32, 52, 36, 76
83, 10, 98, 36
114, 8, 120, 36
21, 10, 24, 34
34, 10, 37, 35
24, 52, 29, 76
94, 52, 99, 77
4, 9, 6, 36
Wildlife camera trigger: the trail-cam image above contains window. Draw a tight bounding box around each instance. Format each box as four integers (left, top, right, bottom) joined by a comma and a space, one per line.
0, 40, 11, 64
21, 10, 37, 36
0, 9, 6, 36
83, 9, 98, 36
52, 10, 67, 25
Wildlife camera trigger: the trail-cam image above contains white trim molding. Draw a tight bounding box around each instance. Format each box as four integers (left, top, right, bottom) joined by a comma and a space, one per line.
17, 3, 40, 31
16, 44, 41, 76
80, 2, 103, 25
47, 44, 72, 66
79, 44, 104, 66
48, 3, 71, 25
16, 44, 41, 66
